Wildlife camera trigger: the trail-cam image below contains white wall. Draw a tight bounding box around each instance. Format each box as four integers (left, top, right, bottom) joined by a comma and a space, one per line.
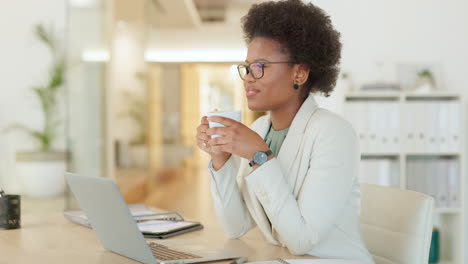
312, 0, 468, 92
0, 0, 66, 192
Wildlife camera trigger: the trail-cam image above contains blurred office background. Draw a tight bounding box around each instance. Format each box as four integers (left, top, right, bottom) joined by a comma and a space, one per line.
1, 0, 467, 263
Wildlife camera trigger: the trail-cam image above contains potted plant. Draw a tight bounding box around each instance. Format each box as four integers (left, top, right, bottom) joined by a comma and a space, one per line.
414, 69, 435, 92
4, 24, 66, 198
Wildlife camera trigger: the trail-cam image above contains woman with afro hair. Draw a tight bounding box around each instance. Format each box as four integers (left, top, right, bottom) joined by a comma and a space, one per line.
196, 1, 374, 263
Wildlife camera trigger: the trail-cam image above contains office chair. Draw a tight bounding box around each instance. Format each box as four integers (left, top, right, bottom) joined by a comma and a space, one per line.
360, 184, 434, 264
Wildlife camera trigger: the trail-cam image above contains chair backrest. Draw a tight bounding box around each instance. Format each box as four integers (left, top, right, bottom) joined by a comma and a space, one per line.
360, 184, 434, 264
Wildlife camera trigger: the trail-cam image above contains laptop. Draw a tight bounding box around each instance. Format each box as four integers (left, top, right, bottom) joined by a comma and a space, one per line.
65, 172, 241, 264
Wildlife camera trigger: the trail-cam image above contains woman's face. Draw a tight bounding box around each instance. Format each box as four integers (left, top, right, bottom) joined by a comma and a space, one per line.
243, 37, 299, 112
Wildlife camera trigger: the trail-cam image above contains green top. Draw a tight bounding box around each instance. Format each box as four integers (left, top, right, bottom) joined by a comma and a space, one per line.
264, 125, 290, 157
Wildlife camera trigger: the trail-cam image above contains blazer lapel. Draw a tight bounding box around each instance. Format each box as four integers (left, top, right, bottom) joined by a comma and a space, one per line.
276, 96, 319, 190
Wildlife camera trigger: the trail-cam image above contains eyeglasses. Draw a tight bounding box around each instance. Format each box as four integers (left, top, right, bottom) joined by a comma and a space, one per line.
237, 61, 295, 80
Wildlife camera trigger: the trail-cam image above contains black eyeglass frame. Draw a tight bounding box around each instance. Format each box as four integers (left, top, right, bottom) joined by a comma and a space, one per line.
237, 61, 296, 80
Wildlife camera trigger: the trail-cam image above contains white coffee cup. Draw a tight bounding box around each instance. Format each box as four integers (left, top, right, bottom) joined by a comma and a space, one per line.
206, 111, 242, 138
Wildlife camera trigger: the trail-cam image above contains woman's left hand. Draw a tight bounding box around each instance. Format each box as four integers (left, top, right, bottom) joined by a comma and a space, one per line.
206, 116, 269, 161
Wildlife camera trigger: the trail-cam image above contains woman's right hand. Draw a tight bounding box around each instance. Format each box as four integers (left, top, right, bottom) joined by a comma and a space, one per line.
196, 116, 231, 169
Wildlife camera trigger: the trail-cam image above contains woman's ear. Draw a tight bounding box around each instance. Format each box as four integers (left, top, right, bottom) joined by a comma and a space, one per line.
295, 64, 310, 85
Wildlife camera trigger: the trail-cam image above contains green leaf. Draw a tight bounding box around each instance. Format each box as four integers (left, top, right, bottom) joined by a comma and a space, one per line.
33, 86, 52, 114
30, 131, 51, 151
48, 60, 65, 90
34, 24, 55, 51
418, 69, 433, 78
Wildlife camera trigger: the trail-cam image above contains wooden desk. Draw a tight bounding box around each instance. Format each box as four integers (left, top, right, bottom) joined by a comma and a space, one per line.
0, 212, 313, 264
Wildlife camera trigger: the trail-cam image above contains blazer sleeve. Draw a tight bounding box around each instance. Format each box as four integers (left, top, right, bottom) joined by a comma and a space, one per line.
209, 155, 255, 238
245, 118, 359, 255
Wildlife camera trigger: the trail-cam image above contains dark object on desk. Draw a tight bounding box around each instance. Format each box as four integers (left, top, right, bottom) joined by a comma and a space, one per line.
0, 194, 21, 230
429, 227, 440, 263
140, 220, 203, 239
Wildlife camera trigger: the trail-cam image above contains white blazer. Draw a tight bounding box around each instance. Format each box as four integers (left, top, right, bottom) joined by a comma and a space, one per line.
208, 95, 374, 264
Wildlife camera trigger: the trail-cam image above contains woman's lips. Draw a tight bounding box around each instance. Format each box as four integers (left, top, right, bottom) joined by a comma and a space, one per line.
246, 88, 260, 97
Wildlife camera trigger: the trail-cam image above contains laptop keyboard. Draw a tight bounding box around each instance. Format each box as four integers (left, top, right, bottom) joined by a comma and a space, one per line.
148, 242, 202, 261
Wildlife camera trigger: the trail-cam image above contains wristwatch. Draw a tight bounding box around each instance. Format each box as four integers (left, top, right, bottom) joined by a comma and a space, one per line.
249, 150, 273, 167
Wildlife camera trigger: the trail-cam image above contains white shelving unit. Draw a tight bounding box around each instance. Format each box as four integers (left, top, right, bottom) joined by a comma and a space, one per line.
343, 91, 465, 264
